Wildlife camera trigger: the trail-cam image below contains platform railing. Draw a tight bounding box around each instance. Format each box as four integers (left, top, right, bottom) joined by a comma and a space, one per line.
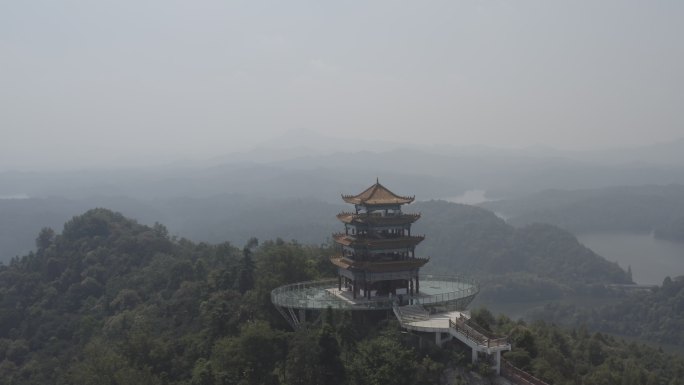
501, 359, 550, 385
271, 275, 479, 310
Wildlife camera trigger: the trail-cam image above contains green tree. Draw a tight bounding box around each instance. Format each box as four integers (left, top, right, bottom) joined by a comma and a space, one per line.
280, 329, 322, 385
35, 227, 55, 251
318, 324, 345, 385
212, 321, 286, 385
235, 246, 255, 294
349, 330, 420, 385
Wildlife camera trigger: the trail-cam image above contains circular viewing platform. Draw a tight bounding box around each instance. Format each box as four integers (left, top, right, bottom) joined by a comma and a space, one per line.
271, 275, 479, 312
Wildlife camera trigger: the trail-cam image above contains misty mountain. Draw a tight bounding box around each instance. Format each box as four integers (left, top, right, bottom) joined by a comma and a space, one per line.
565, 138, 684, 165
1, 197, 631, 307
5, 139, 684, 265
5, 139, 684, 205
483, 184, 684, 238
412, 201, 631, 300
220, 131, 684, 168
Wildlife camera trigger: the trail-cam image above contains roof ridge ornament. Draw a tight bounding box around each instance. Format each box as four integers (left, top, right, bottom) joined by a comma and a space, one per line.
341, 180, 415, 205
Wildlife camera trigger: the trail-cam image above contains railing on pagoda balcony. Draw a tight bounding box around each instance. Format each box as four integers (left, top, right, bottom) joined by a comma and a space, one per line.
329, 255, 429, 271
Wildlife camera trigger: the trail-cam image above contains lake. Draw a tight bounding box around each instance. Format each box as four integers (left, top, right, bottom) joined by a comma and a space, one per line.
577, 232, 684, 285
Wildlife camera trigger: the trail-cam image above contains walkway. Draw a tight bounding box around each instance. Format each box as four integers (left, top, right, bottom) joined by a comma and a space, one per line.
394, 304, 511, 374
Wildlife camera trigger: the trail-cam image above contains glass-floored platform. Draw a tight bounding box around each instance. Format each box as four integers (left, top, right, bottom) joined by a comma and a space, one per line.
271, 275, 478, 311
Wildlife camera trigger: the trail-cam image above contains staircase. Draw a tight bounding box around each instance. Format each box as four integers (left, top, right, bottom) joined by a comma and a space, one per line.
392, 307, 511, 375
448, 317, 510, 352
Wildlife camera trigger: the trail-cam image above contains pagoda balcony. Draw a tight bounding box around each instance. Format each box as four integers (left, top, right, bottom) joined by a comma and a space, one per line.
333, 233, 425, 249
330, 255, 430, 272
336, 212, 421, 225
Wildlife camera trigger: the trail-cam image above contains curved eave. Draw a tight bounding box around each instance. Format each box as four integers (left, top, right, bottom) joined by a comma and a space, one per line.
330, 256, 430, 272
341, 195, 415, 205
332, 234, 425, 249
336, 212, 355, 224
332, 233, 353, 246
336, 212, 421, 225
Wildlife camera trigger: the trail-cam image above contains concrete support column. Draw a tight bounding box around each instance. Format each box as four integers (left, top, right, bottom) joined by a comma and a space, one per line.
435, 332, 442, 347
494, 350, 501, 375
353, 280, 357, 299
299, 309, 306, 324
415, 276, 419, 293
471, 348, 478, 364
338, 275, 342, 291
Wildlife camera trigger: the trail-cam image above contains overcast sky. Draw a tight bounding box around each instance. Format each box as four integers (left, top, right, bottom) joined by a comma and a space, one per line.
1, 1, 683, 170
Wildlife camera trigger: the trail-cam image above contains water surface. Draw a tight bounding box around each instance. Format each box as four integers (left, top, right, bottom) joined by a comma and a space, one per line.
577, 232, 684, 285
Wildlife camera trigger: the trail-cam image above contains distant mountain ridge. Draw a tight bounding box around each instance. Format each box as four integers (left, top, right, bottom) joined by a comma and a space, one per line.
483, 184, 684, 238
1, 199, 630, 304
412, 201, 631, 301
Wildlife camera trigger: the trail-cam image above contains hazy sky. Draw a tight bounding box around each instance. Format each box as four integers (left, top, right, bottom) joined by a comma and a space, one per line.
2, 1, 683, 170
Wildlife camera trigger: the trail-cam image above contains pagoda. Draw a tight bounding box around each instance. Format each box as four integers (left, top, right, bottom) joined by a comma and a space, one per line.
331, 180, 429, 300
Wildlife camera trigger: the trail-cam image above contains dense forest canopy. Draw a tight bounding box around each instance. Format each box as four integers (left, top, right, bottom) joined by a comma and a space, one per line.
0, 209, 682, 385
530, 275, 684, 347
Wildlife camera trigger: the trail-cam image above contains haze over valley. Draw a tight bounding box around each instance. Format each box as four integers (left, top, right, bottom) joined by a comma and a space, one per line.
3, 1, 684, 384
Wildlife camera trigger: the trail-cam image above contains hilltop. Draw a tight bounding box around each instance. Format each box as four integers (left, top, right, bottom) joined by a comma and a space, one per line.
0, 209, 680, 385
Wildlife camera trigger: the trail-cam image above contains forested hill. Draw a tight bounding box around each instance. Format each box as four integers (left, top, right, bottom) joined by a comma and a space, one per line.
413, 201, 632, 300
0, 209, 677, 384
0, 209, 334, 384
0, 195, 342, 262
0, 198, 632, 302
532, 275, 684, 347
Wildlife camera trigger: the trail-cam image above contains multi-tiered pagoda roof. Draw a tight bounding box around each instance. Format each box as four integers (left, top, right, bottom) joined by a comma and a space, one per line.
341, 181, 415, 205
331, 180, 427, 300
